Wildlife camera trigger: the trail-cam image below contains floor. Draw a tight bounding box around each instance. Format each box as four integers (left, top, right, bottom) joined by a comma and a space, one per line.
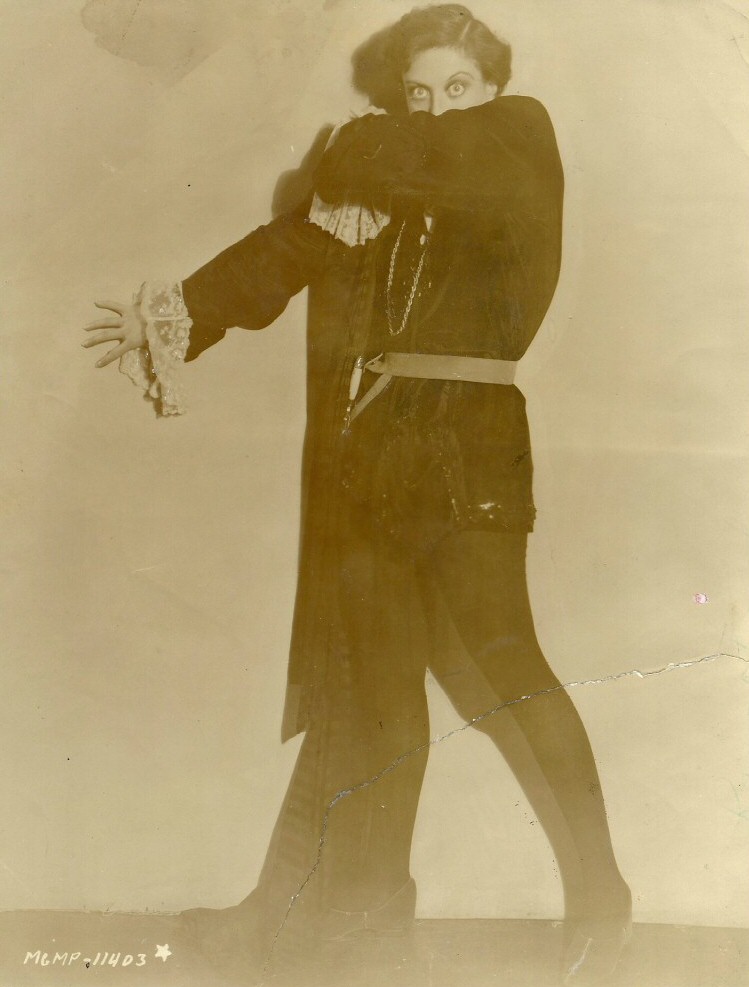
2, 910, 747, 987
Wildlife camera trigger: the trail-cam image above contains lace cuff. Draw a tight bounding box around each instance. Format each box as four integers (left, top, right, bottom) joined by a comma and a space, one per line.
308, 191, 390, 247
118, 281, 192, 416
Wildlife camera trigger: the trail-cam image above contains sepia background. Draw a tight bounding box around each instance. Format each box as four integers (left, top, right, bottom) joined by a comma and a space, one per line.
2, 0, 748, 930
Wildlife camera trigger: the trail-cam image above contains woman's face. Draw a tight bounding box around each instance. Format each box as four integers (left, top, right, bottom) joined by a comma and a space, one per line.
403, 46, 498, 115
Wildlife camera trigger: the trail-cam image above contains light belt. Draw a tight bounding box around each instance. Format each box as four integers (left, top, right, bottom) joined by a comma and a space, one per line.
347, 352, 518, 425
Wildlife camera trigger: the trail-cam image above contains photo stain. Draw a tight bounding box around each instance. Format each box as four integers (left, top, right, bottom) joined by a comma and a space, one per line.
81, 0, 144, 59
79, 0, 231, 81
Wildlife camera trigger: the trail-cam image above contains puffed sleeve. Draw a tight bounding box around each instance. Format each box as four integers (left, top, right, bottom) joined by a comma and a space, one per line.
312, 95, 563, 212
181, 207, 342, 361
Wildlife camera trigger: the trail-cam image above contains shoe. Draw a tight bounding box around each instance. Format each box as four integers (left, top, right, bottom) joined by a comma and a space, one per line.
178, 889, 270, 969
317, 878, 417, 941
561, 913, 632, 985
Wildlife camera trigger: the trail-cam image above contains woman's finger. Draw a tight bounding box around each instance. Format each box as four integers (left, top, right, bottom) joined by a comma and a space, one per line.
82, 328, 124, 348
83, 317, 123, 331
94, 342, 128, 368
94, 299, 127, 316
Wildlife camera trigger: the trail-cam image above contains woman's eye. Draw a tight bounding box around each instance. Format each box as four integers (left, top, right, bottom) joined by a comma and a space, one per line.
408, 87, 428, 100
448, 81, 467, 97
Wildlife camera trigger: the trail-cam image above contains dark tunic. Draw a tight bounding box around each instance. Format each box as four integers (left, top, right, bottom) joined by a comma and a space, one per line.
180, 95, 564, 740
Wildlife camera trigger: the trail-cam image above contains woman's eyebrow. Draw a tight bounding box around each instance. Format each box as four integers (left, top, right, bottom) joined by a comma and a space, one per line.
404, 70, 475, 88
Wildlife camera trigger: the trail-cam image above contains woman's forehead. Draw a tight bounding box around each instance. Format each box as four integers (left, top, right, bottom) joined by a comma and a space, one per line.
404, 46, 483, 82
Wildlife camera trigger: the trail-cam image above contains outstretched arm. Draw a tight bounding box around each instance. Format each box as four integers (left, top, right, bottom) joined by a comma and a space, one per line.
82, 204, 343, 413
83, 208, 338, 363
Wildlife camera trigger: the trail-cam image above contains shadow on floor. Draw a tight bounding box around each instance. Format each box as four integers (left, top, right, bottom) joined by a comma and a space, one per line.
1, 910, 747, 987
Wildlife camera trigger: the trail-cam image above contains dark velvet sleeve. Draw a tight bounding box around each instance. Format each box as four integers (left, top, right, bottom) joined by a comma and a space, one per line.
181, 209, 339, 361
313, 95, 562, 212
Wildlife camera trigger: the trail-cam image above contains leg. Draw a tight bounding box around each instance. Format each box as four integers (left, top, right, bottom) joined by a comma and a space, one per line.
320, 504, 430, 913
182, 510, 429, 967
420, 590, 587, 913
425, 530, 630, 922
256, 502, 430, 922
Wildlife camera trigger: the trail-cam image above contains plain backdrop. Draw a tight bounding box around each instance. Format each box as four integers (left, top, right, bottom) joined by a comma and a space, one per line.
1, 0, 748, 927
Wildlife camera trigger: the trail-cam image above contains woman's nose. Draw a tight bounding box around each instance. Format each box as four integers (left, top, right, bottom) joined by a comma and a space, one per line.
430, 93, 449, 116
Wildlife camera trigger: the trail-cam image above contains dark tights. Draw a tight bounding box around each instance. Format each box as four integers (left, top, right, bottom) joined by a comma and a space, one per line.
426, 531, 628, 917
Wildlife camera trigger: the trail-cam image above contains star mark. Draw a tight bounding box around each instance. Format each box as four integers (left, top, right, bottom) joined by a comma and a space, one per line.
155, 944, 172, 962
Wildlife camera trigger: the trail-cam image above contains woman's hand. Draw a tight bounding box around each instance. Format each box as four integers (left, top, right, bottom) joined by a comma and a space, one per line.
82, 300, 146, 367
349, 104, 388, 120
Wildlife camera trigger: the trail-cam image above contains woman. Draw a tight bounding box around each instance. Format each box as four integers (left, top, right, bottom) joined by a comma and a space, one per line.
83, 5, 631, 983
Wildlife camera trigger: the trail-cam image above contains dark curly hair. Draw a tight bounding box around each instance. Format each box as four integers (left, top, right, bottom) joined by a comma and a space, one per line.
351, 4, 512, 116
